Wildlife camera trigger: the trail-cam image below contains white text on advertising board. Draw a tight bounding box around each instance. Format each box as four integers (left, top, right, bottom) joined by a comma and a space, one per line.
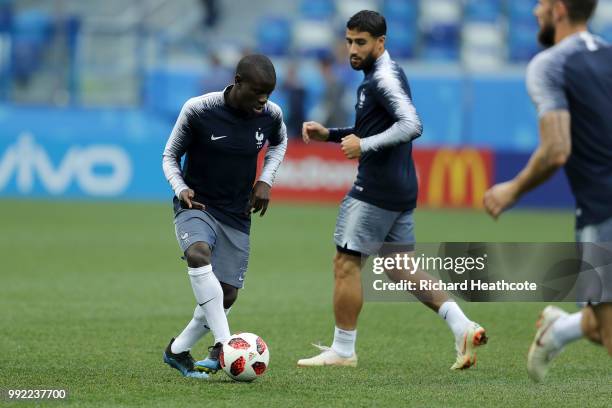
0, 133, 132, 196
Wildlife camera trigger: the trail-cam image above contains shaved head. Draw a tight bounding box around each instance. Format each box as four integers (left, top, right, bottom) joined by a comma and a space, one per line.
228, 54, 277, 116
235, 54, 276, 89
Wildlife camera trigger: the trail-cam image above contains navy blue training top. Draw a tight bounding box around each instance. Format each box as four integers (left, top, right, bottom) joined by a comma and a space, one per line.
163, 86, 287, 234
527, 32, 612, 228
328, 50, 423, 212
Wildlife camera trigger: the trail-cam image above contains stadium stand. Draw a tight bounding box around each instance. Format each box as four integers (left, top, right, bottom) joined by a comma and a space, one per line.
1, 0, 611, 148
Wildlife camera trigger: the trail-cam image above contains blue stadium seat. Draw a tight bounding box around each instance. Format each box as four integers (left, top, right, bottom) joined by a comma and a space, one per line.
598, 25, 612, 42
508, 22, 541, 62
386, 20, 417, 58
0, 0, 11, 33
144, 69, 206, 118
336, 0, 379, 22
300, 0, 335, 20
593, 0, 612, 41
422, 23, 460, 61
509, 0, 537, 24
419, 0, 461, 61
293, 19, 334, 58
11, 10, 53, 80
383, 0, 419, 22
12, 9, 53, 44
421, 46, 460, 62
464, 0, 503, 23
462, 22, 506, 68
256, 17, 291, 56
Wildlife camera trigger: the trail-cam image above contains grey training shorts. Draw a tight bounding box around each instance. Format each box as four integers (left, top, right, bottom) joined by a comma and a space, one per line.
575, 216, 612, 306
334, 196, 416, 256
174, 209, 249, 289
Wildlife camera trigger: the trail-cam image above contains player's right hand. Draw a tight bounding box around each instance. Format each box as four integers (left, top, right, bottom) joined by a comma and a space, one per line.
483, 181, 518, 220
302, 121, 329, 143
179, 188, 205, 210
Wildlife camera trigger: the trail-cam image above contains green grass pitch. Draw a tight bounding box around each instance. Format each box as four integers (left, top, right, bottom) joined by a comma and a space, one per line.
0, 200, 610, 407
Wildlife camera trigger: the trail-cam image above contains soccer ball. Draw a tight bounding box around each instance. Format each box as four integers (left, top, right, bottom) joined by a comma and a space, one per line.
221, 333, 269, 382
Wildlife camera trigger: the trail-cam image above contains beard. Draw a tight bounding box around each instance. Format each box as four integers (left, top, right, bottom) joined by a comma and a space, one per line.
350, 53, 377, 72
538, 22, 556, 48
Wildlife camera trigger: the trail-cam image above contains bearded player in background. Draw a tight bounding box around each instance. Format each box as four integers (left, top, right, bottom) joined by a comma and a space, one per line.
484, 0, 612, 382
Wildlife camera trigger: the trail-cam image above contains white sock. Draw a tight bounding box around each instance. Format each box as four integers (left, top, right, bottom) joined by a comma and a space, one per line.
551, 311, 584, 349
438, 301, 471, 338
188, 265, 230, 344
171, 307, 232, 354
331, 326, 356, 358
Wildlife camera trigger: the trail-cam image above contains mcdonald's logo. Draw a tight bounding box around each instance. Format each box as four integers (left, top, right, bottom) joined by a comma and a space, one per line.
427, 149, 491, 209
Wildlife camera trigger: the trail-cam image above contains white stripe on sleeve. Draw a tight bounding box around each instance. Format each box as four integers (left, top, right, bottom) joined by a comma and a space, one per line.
258, 121, 288, 187
162, 99, 194, 198
360, 58, 422, 153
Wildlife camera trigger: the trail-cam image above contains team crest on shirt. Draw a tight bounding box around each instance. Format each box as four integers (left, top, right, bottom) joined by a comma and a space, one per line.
255, 128, 264, 148
358, 89, 366, 109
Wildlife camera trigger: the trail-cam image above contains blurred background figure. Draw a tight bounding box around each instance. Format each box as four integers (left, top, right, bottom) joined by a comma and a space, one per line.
199, 0, 219, 28
311, 54, 348, 129
200, 51, 233, 94
281, 62, 306, 139
6, 0, 78, 105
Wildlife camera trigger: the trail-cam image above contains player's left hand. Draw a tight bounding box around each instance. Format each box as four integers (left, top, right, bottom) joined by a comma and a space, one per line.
247, 181, 271, 217
341, 134, 361, 160
483, 181, 519, 220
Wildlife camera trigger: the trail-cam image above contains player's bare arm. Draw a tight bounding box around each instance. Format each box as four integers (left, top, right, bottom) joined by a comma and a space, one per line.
484, 110, 571, 219
255, 112, 288, 217
302, 121, 329, 143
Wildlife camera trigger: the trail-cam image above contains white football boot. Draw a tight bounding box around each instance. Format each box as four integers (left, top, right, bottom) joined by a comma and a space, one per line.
450, 321, 488, 370
297, 344, 358, 367
527, 305, 567, 382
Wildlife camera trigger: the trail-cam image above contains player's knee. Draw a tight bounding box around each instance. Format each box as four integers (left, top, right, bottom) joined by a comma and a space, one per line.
221, 282, 239, 309
333, 252, 360, 280
185, 242, 212, 267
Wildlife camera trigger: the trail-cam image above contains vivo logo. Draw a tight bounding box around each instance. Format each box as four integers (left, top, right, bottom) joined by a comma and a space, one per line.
0, 133, 132, 196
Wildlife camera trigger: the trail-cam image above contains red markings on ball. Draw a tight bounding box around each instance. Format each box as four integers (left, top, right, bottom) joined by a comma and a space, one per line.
230, 356, 246, 376
252, 361, 267, 375
228, 338, 251, 350
256, 336, 267, 355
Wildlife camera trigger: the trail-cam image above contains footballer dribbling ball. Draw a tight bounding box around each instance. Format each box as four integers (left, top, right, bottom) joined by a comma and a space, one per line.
221, 333, 269, 382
